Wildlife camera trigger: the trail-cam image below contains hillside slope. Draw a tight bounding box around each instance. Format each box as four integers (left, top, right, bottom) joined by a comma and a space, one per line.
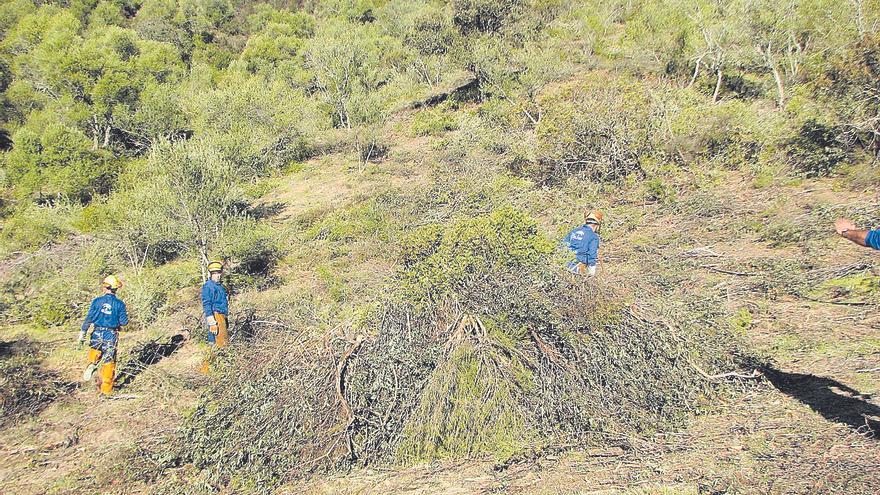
2, 1, 880, 493
2, 107, 879, 494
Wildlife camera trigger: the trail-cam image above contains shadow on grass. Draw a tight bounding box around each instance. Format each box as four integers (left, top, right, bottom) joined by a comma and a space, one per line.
762, 366, 880, 439
115, 334, 186, 390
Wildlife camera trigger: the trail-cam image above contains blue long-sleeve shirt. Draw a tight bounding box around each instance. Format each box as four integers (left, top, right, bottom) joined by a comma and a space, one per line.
81, 293, 129, 332
866, 230, 880, 250
201, 279, 228, 317
563, 224, 600, 267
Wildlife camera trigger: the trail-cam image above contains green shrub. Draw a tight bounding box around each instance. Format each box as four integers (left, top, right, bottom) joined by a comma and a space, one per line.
785, 119, 849, 177
410, 104, 459, 136
452, 0, 523, 34
400, 206, 554, 304
0, 204, 75, 255
125, 261, 201, 329
306, 199, 391, 243
218, 219, 283, 290
668, 97, 771, 168
533, 75, 658, 183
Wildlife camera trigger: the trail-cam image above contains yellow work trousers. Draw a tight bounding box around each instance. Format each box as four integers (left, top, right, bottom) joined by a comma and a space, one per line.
87, 348, 116, 395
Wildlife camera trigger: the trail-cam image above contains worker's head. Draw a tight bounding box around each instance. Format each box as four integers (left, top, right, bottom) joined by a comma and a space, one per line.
102, 275, 122, 294
584, 209, 603, 232
207, 261, 224, 282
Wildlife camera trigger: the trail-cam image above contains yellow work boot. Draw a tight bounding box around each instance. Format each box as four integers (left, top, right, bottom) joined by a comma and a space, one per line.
99, 362, 115, 395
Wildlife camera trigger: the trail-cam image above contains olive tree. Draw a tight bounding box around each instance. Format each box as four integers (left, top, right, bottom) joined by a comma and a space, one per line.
144, 139, 243, 279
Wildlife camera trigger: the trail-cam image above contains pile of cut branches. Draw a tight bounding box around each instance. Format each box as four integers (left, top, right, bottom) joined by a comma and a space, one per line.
155, 207, 750, 493
0, 339, 71, 426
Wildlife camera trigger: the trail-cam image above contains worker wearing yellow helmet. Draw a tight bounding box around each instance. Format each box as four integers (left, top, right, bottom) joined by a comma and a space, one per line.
562, 209, 603, 277
201, 261, 229, 348
78, 275, 129, 395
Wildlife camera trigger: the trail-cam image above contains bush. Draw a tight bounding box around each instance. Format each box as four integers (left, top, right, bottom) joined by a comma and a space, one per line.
124, 261, 201, 329
410, 104, 459, 136
5, 120, 119, 204
184, 72, 325, 178
0, 203, 76, 256
532, 75, 658, 183
23, 242, 116, 328
306, 199, 391, 243
667, 96, 771, 168
785, 119, 849, 177
452, 0, 523, 34
217, 219, 283, 291
404, 10, 456, 55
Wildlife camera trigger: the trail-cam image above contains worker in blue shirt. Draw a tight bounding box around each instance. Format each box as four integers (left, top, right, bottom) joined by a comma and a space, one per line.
562, 210, 603, 277
201, 261, 229, 348
78, 275, 129, 395
836, 218, 880, 249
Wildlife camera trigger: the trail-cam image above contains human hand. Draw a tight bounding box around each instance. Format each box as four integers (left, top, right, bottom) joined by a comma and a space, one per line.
835, 218, 856, 236
206, 315, 217, 327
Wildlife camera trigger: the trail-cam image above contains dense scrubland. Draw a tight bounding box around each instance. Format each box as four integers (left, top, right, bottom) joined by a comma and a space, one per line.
1, 0, 880, 494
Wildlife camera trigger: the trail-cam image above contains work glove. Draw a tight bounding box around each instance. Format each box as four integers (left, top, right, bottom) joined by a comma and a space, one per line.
587, 265, 597, 277
206, 315, 218, 334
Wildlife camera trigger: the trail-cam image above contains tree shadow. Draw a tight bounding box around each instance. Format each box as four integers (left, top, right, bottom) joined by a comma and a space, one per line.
115, 334, 186, 389
762, 366, 880, 439
248, 201, 287, 220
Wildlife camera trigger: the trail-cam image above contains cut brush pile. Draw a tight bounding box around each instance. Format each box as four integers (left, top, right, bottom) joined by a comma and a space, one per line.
155, 207, 750, 492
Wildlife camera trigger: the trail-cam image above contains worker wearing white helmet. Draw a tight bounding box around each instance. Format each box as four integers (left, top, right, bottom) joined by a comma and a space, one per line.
562, 210, 603, 277
201, 261, 229, 348
78, 275, 129, 395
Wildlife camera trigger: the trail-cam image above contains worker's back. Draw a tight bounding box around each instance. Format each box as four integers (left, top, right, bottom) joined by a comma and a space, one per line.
85, 293, 128, 329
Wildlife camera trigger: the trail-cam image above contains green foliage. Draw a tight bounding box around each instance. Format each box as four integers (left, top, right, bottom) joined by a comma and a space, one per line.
21, 242, 115, 328
0, 203, 76, 255
402, 7, 455, 56
533, 75, 658, 183
785, 119, 850, 177
410, 104, 458, 136
400, 206, 553, 304
124, 260, 200, 329
5, 114, 119, 203
184, 71, 324, 177
667, 96, 773, 168
140, 139, 244, 271
306, 198, 391, 243
305, 19, 402, 128
451, 0, 523, 34
397, 342, 534, 462
237, 6, 315, 77
217, 218, 283, 290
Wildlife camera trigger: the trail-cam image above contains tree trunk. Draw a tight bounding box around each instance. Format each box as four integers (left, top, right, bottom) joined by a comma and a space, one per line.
771, 64, 785, 108
199, 242, 209, 282
712, 68, 723, 103
92, 116, 100, 150
687, 57, 702, 88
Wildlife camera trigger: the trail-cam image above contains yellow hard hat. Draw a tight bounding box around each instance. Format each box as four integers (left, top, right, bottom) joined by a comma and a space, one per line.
207, 261, 224, 273
585, 210, 604, 225
102, 275, 122, 290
